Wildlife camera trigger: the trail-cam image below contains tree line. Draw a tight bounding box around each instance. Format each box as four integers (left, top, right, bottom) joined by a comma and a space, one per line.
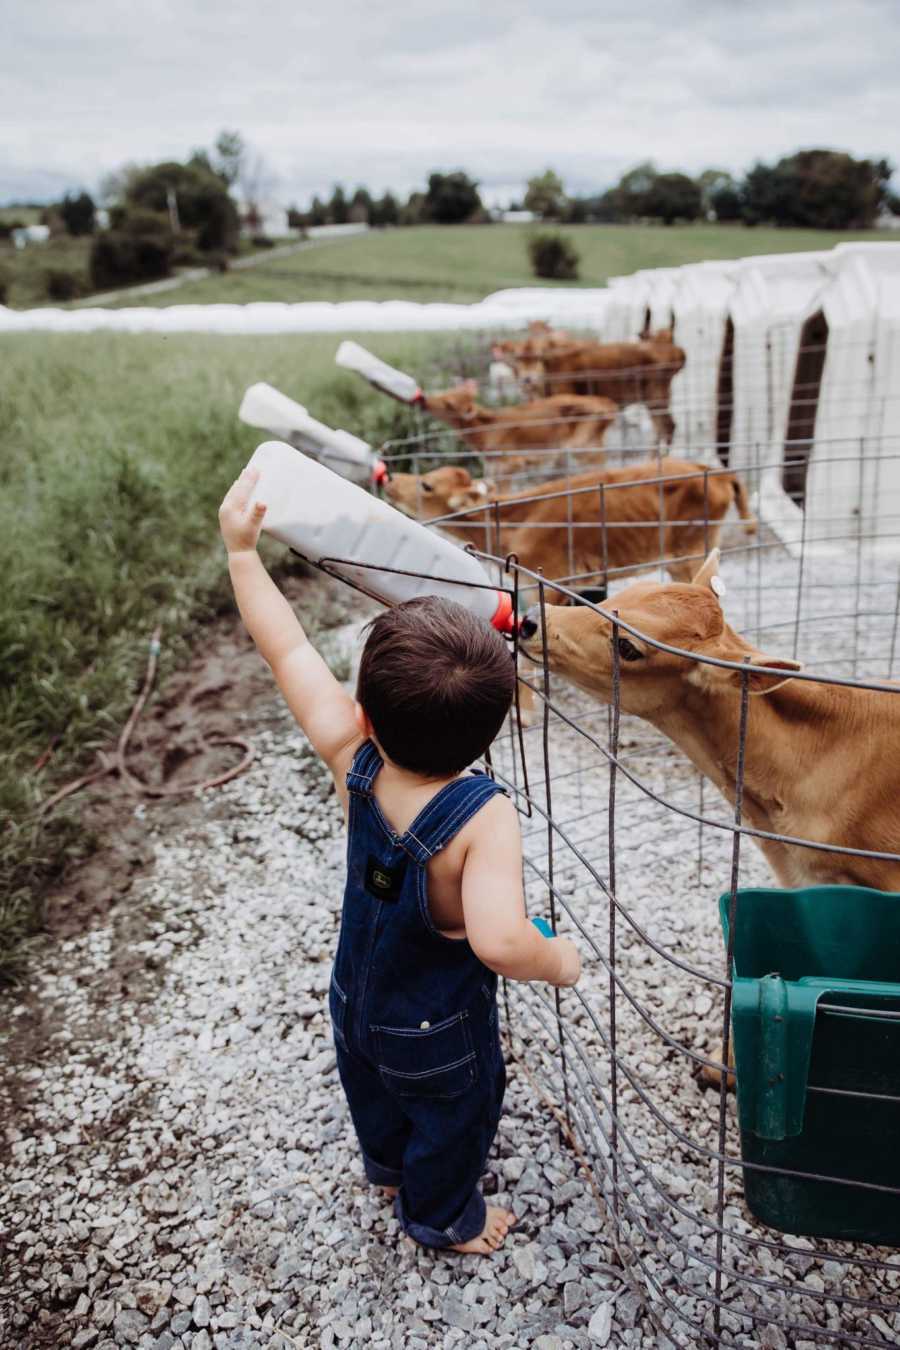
17, 145, 897, 250
522, 151, 894, 230
296, 150, 894, 233
288, 172, 487, 229
4, 140, 895, 302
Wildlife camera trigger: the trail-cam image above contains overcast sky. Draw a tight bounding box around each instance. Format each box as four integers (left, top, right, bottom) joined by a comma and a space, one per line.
3, 0, 898, 205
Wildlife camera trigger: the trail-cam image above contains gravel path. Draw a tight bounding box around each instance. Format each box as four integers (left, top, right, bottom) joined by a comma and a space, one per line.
492, 543, 900, 1348
5, 540, 899, 1350
0, 619, 634, 1350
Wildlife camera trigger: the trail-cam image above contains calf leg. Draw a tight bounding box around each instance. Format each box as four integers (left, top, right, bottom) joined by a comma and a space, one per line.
649, 407, 676, 447
695, 1040, 736, 1093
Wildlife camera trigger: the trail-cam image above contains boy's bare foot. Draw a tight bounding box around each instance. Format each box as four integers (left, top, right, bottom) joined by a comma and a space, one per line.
450, 1206, 516, 1254
380, 1185, 399, 1198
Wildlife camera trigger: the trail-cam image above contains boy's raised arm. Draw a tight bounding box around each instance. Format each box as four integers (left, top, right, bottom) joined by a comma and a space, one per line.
219, 467, 361, 775
461, 796, 581, 987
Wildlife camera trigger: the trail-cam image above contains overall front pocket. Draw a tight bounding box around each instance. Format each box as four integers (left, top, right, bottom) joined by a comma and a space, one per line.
329, 972, 349, 1051
372, 1011, 478, 1099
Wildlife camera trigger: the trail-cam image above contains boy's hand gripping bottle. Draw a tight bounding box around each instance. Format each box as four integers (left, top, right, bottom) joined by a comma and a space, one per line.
246, 440, 515, 634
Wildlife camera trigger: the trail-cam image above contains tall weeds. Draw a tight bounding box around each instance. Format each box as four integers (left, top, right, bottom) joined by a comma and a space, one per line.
0, 330, 452, 977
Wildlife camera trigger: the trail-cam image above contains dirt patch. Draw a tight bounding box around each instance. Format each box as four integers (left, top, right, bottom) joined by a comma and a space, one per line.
41, 566, 355, 941
1, 564, 360, 1158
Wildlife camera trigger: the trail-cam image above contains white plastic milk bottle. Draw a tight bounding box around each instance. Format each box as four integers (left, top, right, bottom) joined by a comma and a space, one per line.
335, 341, 423, 404
247, 440, 515, 632
239, 383, 387, 486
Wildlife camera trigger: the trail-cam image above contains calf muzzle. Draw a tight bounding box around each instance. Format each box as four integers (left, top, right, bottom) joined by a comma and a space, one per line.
519, 606, 541, 641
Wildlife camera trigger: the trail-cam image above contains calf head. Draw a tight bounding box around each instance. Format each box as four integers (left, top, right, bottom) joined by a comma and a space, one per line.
384, 464, 491, 521
505, 340, 549, 395
491, 338, 525, 362
639, 339, 686, 374
491, 331, 559, 362
518, 551, 802, 719
528, 321, 571, 342
422, 380, 480, 426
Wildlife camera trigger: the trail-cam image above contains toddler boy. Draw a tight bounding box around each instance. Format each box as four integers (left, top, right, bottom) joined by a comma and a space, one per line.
219, 465, 581, 1254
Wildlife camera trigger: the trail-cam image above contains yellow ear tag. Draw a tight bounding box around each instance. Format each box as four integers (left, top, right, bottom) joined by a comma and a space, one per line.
710, 575, 727, 599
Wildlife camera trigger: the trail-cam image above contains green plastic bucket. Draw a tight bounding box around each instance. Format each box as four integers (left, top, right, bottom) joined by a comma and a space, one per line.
719, 885, 900, 1244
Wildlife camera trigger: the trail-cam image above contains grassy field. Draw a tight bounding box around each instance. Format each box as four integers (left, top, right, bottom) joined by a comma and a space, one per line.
108, 222, 880, 308
1, 221, 882, 311
0, 206, 43, 227
0, 233, 293, 309
0, 329, 467, 976
0, 235, 93, 308
0, 217, 886, 975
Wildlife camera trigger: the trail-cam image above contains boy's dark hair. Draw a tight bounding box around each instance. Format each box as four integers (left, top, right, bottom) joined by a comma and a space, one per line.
356, 596, 515, 776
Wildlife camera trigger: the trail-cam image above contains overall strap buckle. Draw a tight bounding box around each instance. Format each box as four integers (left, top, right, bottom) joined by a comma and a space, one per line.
346, 740, 382, 796
400, 774, 507, 864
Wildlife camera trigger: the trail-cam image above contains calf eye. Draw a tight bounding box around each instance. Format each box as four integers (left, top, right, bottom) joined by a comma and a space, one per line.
616, 637, 644, 662
420, 481, 434, 493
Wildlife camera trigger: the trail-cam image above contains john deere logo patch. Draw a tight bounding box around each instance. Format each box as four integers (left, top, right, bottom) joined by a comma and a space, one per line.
365, 854, 406, 902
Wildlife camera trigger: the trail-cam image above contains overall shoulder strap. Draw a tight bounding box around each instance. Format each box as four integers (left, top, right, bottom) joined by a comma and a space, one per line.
346, 740, 383, 796
400, 771, 507, 864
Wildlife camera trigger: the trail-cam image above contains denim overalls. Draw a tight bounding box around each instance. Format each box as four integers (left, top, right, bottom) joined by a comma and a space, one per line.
329, 739, 508, 1248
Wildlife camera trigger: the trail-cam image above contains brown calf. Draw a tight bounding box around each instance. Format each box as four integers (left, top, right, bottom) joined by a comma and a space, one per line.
504, 339, 686, 447
519, 551, 900, 891
421, 382, 619, 476
492, 325, 573, 364
385, 461, 756, 597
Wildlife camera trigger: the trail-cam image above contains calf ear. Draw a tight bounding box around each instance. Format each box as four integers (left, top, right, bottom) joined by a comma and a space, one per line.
691, 549, 722, 591
743, 656, 804, 695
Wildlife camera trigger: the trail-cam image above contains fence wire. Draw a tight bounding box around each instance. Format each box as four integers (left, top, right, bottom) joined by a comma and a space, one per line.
368, 359, 900, 1345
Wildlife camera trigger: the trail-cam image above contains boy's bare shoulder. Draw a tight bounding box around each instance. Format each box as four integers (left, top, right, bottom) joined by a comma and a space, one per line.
460, 790, 522, 852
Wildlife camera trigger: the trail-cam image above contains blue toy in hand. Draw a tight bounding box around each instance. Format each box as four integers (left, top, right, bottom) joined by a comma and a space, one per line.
531, 916, 555, 938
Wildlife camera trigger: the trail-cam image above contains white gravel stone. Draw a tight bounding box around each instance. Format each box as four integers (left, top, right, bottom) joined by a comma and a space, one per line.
587, 1302, 612, 1346
8, 559, 889, 1347
0, 655, 634, 1347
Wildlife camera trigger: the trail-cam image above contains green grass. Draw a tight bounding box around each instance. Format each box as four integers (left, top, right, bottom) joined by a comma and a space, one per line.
0, 235, 295, 309
0, 206, 43, 227
2, 222, 881, 311
0, 216, 886, 974
0, 329, 470, 977
0, 236, 93, 307
109, 222, 880, 309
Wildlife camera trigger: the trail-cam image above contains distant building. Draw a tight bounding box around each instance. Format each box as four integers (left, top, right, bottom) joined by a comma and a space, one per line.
497, 210, 537, 224
235, 198, 294, 239
11, 224, 50, 249
304, 223, 369, 240
875, 207, 900, 230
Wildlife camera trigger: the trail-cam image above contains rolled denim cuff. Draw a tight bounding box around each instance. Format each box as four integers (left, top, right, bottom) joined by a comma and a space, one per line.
393, 1184, 485, 1248
362, 1148, 403, 1187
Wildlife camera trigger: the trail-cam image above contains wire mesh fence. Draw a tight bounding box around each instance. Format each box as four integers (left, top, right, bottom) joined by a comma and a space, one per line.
367, 366, 900, 1344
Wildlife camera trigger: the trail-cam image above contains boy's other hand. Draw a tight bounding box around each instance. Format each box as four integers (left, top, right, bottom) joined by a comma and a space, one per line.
219, 466, 268, 554
550, 936, 581, 987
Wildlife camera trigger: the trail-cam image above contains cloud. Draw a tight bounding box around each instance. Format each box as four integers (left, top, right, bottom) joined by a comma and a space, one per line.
1, 0, 897, 203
